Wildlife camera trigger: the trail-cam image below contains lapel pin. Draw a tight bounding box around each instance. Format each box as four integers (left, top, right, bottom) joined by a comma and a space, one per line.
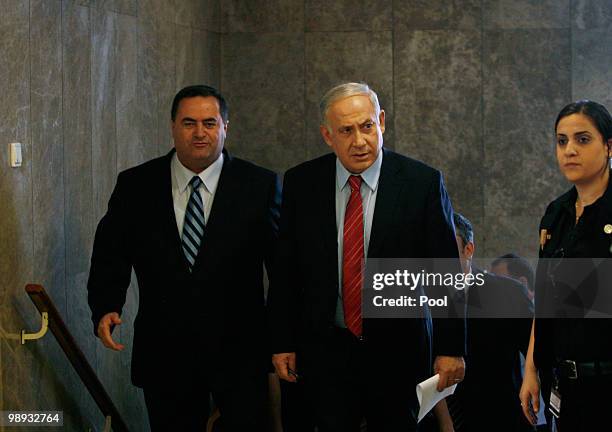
604, 224, 612, 235
540, 229, 548, 250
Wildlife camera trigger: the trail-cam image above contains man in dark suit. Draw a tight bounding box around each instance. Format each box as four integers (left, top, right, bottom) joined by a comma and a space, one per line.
491, 253, 536, 303
491, 253, 548, 431
87, 85, 280, 431
440, 213, 533, 432
267, 82, 466, 432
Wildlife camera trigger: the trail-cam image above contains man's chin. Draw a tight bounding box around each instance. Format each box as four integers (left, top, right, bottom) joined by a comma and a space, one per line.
346, 159, 374, 174
196, 149, 223, 165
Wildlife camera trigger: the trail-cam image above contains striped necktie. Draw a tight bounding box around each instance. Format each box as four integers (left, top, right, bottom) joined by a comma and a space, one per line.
343, 175, 364, 337
182, 176, 205, 271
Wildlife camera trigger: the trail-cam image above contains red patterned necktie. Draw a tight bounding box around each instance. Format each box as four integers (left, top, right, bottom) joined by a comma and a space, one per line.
343, 175, 364, 337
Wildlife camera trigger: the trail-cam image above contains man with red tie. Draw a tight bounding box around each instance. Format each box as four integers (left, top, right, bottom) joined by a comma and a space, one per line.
267, 82, 465, 431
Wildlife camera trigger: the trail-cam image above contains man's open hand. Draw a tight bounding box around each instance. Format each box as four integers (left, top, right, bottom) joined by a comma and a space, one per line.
97, 312, 125, 351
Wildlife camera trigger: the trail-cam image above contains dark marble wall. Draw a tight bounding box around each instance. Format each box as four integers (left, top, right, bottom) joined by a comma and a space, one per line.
220, 0, 611, 259
0, 0, 220, 430
1, 0, 611, 431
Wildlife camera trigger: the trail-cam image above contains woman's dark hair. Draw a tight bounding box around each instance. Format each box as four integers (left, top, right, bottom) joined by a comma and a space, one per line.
555, 100, 612, 143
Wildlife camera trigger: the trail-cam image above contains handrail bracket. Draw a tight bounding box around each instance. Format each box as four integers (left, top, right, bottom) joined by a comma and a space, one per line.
21, 311, 49, 344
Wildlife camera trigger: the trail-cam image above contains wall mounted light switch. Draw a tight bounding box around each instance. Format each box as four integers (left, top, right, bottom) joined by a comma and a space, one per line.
9, 142, 22, 167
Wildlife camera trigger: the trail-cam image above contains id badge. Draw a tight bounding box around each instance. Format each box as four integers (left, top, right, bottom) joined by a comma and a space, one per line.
549, 388, 561, 418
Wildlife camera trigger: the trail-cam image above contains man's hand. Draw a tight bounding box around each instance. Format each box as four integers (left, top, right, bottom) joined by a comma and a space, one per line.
272, 352, 297, 383
519, 368, 540, 425
97, 312, 125, 351
434, 356, 465, 391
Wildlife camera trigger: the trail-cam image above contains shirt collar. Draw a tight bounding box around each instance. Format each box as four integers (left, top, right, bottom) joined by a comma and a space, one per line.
172, 152, 224, 194
559, 170, 612, 215
336, 149, 383, 192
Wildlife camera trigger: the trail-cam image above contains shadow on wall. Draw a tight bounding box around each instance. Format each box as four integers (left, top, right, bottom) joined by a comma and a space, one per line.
0, 197, 99, 430
1, 298, 98, 429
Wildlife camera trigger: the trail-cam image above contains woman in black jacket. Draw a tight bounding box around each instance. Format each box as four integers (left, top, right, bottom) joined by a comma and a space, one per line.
520, 100, 612, 431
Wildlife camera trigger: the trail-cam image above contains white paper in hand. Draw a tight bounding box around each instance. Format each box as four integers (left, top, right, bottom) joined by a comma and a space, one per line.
415, 374, 457, 423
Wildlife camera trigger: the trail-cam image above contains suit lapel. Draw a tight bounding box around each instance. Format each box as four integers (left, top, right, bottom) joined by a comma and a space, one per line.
368, 149, 403, 257
156, 149, 191, 273
319, 155, 339, 266
192, 150, 237, 271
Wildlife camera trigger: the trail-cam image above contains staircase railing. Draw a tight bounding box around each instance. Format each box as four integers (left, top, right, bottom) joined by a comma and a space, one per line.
24, 284, 130, 432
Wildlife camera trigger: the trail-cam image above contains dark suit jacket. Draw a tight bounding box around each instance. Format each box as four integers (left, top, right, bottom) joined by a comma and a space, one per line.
88, 149, 280, 387
456, 271, 533, 430
267, 148, 465, 380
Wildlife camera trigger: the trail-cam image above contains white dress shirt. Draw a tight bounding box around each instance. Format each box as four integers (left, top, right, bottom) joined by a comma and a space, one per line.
171, 152, 224, 237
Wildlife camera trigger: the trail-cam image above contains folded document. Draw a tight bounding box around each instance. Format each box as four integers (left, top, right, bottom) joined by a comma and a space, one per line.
416, 374, 457, 422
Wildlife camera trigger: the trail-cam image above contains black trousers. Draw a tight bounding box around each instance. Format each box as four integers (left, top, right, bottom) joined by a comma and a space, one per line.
280, 379, 315, 432
554, 373, 612, 431
450, 384, 534, 432
300, 328, 419, 432
142, 355, 268, 432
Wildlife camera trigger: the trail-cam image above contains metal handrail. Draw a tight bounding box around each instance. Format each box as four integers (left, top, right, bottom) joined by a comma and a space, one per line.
24, 284, 130, 432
